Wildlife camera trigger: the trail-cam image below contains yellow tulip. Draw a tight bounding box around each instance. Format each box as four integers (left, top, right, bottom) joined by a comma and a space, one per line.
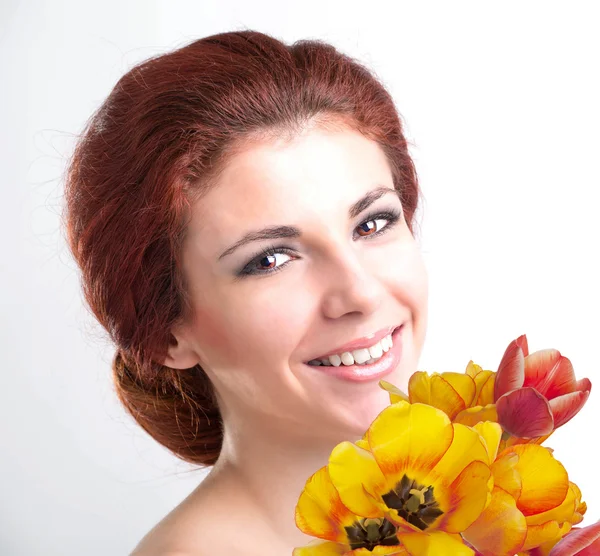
329, 402, 497, 532
294, 464, 462, 555
466, 361, 496, 406
294, 402, 498, 555
380, 362, 497, 428
462, 444, 585, 555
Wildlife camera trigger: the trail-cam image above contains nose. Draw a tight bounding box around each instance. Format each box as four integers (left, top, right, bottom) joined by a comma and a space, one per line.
319, 244, 385, 320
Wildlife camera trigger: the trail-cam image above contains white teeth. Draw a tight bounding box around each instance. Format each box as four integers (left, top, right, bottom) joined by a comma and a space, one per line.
328, 354, 342, 366
368, 342, 384, 359
309, 333, 394, 367
350, 348, 371, 364
381, 335, 390, 352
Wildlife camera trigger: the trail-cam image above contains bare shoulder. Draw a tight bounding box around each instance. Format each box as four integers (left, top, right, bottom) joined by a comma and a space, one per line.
129, 492, 216, 556
129, 472, 250, 556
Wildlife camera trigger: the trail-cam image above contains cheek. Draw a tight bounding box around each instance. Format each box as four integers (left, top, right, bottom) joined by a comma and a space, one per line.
234, 287, 308, 364
414, 253, 429, 305
383, 245, 429, 345
383, 242, 428, 296
190, 287, 305, 372
189, 303, 234, 364
405, 251, 429, 319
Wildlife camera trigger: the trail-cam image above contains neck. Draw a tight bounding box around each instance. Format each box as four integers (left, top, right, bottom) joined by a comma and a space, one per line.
208, 411, 358, 549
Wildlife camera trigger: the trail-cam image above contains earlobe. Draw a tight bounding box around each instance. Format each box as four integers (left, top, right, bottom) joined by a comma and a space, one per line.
162, 330, 201, 370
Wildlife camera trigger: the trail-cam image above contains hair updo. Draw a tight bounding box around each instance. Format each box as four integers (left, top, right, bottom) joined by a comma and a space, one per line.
61, 29, 423, 468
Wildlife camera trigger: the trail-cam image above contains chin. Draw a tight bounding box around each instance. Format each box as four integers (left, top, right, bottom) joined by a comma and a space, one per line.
331, 385, 396, 441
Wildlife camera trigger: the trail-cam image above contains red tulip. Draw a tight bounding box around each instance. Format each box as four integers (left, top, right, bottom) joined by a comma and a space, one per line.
494, 334, 591, 439
548, 519, 600, 555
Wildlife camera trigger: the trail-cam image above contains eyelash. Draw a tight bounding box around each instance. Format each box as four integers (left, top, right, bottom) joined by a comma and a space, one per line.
236, 208, 403, 279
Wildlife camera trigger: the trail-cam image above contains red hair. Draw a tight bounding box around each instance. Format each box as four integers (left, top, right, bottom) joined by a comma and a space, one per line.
61, 30, 423, 467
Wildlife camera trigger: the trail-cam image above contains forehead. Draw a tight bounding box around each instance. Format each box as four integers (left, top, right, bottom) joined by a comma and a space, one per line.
187, 126, 393, 237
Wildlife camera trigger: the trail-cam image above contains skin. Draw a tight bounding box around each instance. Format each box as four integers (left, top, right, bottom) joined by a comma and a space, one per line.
133, 119, 429, 555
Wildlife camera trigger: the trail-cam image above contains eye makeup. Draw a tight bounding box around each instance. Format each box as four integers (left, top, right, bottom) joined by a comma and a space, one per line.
235, 206, 403, 279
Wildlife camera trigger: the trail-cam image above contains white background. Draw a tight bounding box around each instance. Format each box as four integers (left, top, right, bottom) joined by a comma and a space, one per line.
2, 1, 599, 554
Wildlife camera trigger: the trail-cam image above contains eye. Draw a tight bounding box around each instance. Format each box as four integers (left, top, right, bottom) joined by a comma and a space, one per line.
356, 215, 391, 238
236, 208, 403, 278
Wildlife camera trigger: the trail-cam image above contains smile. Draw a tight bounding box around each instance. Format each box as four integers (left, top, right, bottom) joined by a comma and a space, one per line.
303, 325, 405, 383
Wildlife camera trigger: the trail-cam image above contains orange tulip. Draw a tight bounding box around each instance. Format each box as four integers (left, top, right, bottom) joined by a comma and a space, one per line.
494, 334, 591, 438
379, 361, 497, 428
462, 444, 585, 555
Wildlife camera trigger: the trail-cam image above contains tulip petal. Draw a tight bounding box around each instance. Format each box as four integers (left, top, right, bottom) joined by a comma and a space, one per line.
407, 371, 431, 403
356, 435, 370, 451
368, 401, 454, 481
439, 372, 477, 408
577, 541, 600, 556
496, 387, 555, 438
575, 506, 587, 525
398, 530, 474, 555
472, 421, 502, 463
475, 371, 496, 406
522, 349, 563, 388
576, 377, 592, 393
522, 521, 563, 551
526, 481, 579, 526
293, 541, 410, 556
505, 444, 569, 516
429, 376, 468, 420
454, 404, 498, 428
548, 519, 600, 556
408, 373, 466, 420
465, 360, 484, 379
549, 389, 591, 429
501, 432, 553, 451
427, 424, 491, 485
462, 487, 527, 556
517, 334, 529, 357
571, 482, 587, 524
379, 380, 410, 404
491, 453, 522, 499
295, 466, 358, 542
523, 348, 582, 398
354, 547, 410, 555
527, 537, 563, 556
293, 540, 348, 555
495, 336, 527, 399
432, 460, 491, 533
328, 441, 388, 518
465, 362, 496, 406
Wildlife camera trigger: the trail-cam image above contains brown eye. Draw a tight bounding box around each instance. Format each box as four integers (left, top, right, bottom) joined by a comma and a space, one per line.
356, 217, 387, 237
237, 208, 402, 278
254, 252, 292, 271
239, 247, 296, 277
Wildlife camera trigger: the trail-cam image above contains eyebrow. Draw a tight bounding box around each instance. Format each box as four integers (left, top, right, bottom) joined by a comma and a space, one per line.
217, 186, 402, 261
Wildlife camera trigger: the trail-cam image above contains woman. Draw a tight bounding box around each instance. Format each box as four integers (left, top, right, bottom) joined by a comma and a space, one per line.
62, 29, 429, 555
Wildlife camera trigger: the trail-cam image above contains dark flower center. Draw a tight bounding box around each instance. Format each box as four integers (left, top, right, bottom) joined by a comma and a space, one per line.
344, 517, 400, 551
381, 473, 444, 530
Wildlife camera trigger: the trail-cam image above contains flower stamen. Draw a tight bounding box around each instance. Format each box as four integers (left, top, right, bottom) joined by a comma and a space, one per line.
382, 474, 444, 530
344, 517, 400, 550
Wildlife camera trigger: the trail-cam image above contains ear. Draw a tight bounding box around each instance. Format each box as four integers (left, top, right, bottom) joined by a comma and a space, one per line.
161, 323, 201, 370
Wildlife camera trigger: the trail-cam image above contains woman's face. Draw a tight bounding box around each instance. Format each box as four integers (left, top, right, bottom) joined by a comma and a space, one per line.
171, 122, 429, 441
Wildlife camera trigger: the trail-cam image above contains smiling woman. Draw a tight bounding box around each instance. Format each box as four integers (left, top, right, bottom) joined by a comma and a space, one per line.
61, 29, 427, 555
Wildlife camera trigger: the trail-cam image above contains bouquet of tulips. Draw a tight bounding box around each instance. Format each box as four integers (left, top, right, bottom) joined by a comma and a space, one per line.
293, 334, 598, 555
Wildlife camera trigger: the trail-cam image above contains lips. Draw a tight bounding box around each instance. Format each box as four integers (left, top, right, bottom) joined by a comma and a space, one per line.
305, 324, 405, 383
304, 323, 403, 363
